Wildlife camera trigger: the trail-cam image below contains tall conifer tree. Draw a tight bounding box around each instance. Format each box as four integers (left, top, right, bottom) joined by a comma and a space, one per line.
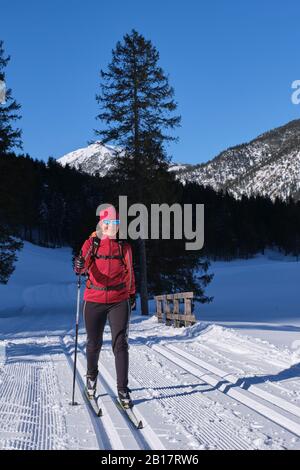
95, 29, 181, 314
0, 40, 22, 153
0, 40, 23, 283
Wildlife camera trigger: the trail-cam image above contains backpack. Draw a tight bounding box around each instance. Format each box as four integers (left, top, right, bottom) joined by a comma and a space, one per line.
88, 235, 128, 273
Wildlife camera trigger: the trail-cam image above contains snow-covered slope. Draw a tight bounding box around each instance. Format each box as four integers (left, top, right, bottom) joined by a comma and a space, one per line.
56, 119, 300, 201
57, 141, 120, 176
168, 162, 193, 172
1, 243, 300, 449
177, 120, 300, 201
57, 141, 191, 178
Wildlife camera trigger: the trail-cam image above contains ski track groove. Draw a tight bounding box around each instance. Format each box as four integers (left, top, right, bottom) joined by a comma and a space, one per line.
64, 335, 159, 450
98, 343, 259, 450
171, 340, 300, 404
189, 335, 300, 394
150, 343, 300, 439
130, 360, 248, 449
63, 335, 149, 450
1, 361, 21, 448
128, 347, 258, 450
72, 336, 161, 450
0, 342, 68, 450
1, 326, 299, 450
59, 337, 111, 450
99, 327, 296, 449
75, 355, 134, 450
2, 362, 35, 449
165, 343, 300, 419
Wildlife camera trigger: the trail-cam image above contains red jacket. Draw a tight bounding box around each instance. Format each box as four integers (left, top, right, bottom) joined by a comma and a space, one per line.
76, 232, 136, 303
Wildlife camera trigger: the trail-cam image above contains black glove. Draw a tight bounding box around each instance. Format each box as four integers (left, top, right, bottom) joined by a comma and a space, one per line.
129, 294, 136, 310
75, 255, 85, 274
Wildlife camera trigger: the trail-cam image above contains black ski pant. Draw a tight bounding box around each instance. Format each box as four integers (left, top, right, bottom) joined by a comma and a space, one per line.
83, 299, 131, 392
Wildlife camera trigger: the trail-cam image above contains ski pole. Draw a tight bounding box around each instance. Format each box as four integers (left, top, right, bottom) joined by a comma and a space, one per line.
70, 251, 82, 406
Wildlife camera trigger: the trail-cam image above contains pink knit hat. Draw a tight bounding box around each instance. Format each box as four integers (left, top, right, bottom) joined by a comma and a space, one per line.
99, 205, 119, 221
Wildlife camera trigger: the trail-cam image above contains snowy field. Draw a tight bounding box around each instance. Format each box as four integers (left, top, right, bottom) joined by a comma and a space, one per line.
0, 242, 300, 450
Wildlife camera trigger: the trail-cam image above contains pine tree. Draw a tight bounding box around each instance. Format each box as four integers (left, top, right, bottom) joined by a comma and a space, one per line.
94, 29, 181, 314
0, 41, 23, 283
0, 40, 22, 153
0, 223, 23, 284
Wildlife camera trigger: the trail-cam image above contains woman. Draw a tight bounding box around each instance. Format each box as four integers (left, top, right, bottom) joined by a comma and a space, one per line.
74, 205, 136, 408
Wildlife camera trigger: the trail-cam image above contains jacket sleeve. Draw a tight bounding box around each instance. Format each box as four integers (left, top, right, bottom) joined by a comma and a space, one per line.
124, 243, 136, 296
74, 237, 94, 274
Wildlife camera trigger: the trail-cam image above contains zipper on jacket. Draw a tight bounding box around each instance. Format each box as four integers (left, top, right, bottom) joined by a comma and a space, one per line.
107, 239, 111, 303
126, 246, 132, 294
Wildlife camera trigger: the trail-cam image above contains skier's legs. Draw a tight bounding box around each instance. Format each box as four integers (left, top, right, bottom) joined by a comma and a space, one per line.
107, 299, 131, 392
83, 300, 107, 379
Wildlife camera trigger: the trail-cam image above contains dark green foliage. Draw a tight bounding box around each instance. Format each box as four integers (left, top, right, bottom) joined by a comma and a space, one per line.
0, 40, 23, 283
2, 151, 300, 294
182, 182, 300, 261
0, 40, 22, 153
94, 29, 182, 205
95, 29, 180, 149
0, 153, 103, 251
0, 223, 23, 284
94, 29, 184, 312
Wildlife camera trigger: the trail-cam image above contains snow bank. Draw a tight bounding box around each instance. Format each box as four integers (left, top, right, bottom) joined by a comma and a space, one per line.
200, 250, 300, 324
0, 242, 76, 315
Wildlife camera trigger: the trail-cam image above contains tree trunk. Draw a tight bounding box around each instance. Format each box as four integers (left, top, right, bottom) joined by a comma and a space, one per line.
138, 237, 149, 315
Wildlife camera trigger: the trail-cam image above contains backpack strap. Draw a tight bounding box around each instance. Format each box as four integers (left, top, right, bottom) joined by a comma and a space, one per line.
86, 237, 127, 271
91, 236, 101, 260
117, 240, 128, 273
85, 238, 129, 289
84, 235, 101, 273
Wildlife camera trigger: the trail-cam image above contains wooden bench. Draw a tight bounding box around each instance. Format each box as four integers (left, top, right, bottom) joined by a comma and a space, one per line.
154, 292, 196, 327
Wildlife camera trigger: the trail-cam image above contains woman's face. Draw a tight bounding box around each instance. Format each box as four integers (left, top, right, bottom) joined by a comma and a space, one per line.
100, 219, 119, 238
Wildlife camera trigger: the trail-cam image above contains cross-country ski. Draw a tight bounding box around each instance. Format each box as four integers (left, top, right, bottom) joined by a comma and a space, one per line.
115, 399, 143, 430
84, 390, 103, 418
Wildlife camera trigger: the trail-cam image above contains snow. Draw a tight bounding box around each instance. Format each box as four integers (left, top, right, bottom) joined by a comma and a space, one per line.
177, 121, 300, 201
56, 121, 300, 201
168, 163, 191, 172
57, 142, 189, 179
56, 142, 120, 177
57, 141, 119, 166
0, 242, 300, 449
199, 249, 300, 349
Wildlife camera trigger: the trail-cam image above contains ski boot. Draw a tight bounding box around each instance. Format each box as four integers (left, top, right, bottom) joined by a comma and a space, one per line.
86, 374, 97, 399
118, 387, 133, 409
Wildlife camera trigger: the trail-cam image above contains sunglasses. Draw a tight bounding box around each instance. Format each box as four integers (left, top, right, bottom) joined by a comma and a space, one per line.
102, 219, 120, 225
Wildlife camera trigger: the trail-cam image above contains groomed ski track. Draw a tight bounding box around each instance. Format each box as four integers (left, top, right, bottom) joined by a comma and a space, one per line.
150, 343, 300, 437
62, 335, 164, 450
1, 323, 300, 450
78, 329, 300, 450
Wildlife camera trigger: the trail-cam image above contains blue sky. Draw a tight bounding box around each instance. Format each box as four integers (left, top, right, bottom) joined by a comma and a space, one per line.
1, 0, 300, 164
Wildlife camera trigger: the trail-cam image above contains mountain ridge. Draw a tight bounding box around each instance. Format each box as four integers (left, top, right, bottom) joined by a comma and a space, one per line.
56, 119, 300, 201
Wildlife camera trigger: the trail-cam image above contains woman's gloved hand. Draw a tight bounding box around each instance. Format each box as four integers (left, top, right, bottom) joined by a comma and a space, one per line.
129, 294, 136, 310
75, 255, 85, 274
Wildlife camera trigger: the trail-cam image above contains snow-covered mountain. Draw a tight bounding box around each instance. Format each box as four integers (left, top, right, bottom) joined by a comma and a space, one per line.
57, 141, 121, 176
168, 162, 193, 172
57, 141, 192, 177
57, 119, 300, 201
177, 119, 300, 201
